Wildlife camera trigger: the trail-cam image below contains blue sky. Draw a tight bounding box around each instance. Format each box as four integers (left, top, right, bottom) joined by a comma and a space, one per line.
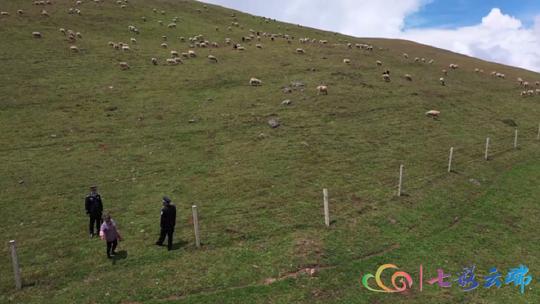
405, 0, 540, 29
203, 0, 540, 71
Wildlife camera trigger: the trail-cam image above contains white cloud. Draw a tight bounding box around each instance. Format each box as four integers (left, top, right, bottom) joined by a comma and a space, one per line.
202, 1, 540, 71
401, 8, 540, 72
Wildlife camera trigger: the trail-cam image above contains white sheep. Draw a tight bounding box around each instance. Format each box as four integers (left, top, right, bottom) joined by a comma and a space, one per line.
439, 77, 446, 86
0, 11, 10, 16
426, 110, 440, 118
316, 85, 328, 95
250, 78, 262, 86
295, 48, 305, 54
170, 50, 179, 57
343, 58, 351, 64
376, 60, 382, 66
382, 74, 391, 82
121, 45, 130, 51
166, 58, 178, 65
168, 23, 176, 28
403, 53, 409, 59
151, 57, 158, 65
59, 28, 66, 35
208, 55, 218, 63
188, 50, 196, 57
119, 62, 130, 70
70, 45, 80, 52
404, 74, 412, 81
160, 43, 168, 48
442, 69, 448, 76
41, 9, 49, 16
32, 32, 42, 38
449, 63, 459, 70
76, 32, 82, 39
17, 10, 24, 15
256, 43, 262, 49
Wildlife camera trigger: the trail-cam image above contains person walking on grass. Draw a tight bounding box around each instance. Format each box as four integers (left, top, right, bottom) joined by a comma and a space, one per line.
85, 185, 103, 238
100, 214, 122, 258
155, 196, 176, 251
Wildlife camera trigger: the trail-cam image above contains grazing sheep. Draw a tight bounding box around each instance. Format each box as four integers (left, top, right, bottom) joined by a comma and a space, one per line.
442, 69, 448, 76
256, 43, 262, 49
174, 57, 183, 64
382, 73, 391, 82
295, 48, 305, 54
439, 77, 446, 86
121, 45, 130, 51
119, 62, 130, 70
41, 9, 49, 16
141, 16, 146, 22
32, 32, 42, 38
151, 57, 158, 65
428, 59, 435, 64
523, 81, 530, 88
188, 50, 196, 57
517, 77, 524, 86
76, 32, 82, 39
474, 68, 480, 73
130, 37, 137, 44
536, 81, 540, 86
208, 55, 218, 63
317, 85, 328, 95
169, 50, 179, 58
70, 45, 80, 52
414, 57, 420, 63
250, 77, 262, 86
402, 53, 409, 59
425, 110, 440, 118
0, 11, 10, 16
166, 58, 178, 65
168, 23, 176, 28
17, 10, 24, 15
449, 63, 459, 70
343, 58, 351, 64
59, 28, 66, 35
160, 43, 168, 48
496, 73, 505, 79
376, 60, 382, 66
404, 74, 412, 81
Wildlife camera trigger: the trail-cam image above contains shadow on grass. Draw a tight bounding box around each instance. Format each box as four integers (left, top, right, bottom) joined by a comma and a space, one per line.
112, 250, 128, 265
170, 240, 189, 251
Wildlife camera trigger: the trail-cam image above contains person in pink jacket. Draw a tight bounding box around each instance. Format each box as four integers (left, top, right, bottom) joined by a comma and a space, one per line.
100, 214, 122, 258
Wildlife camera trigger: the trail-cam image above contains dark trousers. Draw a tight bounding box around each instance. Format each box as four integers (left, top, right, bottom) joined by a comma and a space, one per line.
89, 214, 102, 235
106, 239, 118, 257
157, 228, 174, 250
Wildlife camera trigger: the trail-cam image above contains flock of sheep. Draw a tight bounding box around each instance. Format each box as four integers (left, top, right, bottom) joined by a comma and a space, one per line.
3, 0, 540, 121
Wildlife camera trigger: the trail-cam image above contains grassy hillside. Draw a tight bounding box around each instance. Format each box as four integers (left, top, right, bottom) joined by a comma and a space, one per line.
0, 0, 539, 303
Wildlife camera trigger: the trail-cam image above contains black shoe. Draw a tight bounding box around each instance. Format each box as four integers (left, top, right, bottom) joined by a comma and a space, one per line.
155, 242, 164, 246
107, 255, 112, 259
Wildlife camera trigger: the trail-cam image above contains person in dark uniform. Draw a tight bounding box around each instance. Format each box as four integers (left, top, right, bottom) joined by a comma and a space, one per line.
85, 185, 103, 238
155, 196, 176, 250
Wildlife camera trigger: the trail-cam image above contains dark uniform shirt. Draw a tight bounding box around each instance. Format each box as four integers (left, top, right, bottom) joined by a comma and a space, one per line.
85, 193, 103, 216
160, 204, 176, 230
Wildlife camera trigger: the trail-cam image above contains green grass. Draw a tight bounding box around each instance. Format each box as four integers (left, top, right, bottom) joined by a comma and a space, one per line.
0, 0, 540, 303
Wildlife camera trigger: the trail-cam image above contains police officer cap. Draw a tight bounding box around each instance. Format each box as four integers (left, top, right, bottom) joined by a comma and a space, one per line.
162, 196, 171, 204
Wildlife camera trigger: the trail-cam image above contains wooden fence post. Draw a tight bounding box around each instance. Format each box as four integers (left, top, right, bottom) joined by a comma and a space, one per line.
9, 240, 22, 290
323, 188, 330, 227
191, 205, 201, 248
397, 164, 404, 196
485, 137, 490, 161
448, 147, 454, 173
514, 128, 518, 149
